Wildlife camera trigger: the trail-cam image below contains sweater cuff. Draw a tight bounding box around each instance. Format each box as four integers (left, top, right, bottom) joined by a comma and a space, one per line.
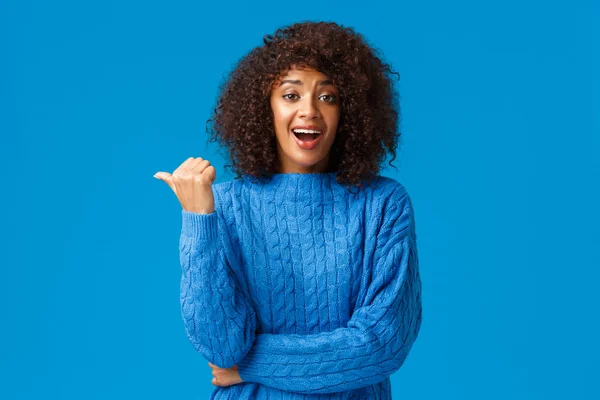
181, 209, 219, 243
237, 358, 259, 384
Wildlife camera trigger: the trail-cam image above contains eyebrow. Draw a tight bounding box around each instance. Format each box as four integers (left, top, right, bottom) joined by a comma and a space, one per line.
280, 79, 334, 86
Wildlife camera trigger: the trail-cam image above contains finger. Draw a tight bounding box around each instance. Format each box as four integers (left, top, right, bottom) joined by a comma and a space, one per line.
153, 172, 177, 194
154, 171, 171, 180
204, 165, 216, 182
208, 361, 221, 370
186, 157, 205, 170
190, 163, 215, 181
180, 157, 196, 169
173, 157, 196, 175
190, 159, 210, 173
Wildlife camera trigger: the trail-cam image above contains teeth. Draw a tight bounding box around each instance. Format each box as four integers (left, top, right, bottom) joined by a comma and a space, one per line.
293, 129, 321, 134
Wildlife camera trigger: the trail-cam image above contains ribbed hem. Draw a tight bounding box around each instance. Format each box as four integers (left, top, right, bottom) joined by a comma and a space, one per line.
237, 357, 259, 384
181, 209, 219, 243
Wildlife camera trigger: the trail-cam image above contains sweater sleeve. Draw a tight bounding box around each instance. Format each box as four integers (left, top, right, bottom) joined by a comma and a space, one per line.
236, 195, 423, 394
179, 187, 258, 369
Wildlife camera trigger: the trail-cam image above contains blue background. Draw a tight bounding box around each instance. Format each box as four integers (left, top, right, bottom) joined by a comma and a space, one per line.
1, 0, 598, 398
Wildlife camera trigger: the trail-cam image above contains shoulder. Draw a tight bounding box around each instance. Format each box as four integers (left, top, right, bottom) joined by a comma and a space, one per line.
207, 179, 238, 216
372, 175, 413, 212
212, 179, 236, 196
373, 175, 416, 238
212, 177, 246, 200
206, 180, 241, 238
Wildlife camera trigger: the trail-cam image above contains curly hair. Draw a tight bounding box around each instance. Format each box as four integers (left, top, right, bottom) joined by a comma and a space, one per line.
206, 20, 402, 192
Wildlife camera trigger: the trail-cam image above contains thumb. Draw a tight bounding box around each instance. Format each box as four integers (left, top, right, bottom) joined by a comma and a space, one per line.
153, 172, 176, 194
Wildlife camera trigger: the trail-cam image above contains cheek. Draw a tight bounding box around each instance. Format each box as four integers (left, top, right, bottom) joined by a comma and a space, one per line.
272, 106, 293, 129
327, 108, 341, 129
270, 101, 281, 120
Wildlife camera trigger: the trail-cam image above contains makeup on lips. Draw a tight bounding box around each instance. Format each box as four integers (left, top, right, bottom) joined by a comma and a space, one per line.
291, 126, 323, 150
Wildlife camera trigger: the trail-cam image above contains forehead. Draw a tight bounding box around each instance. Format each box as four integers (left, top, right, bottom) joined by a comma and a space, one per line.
273, 66, 334, 88
282, 66, 327, 79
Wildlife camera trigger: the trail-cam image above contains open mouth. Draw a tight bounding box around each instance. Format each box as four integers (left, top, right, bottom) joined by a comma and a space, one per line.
292, 129, 322, 142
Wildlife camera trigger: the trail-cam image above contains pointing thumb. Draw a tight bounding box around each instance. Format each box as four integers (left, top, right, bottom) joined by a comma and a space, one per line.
154, 172, 176, 194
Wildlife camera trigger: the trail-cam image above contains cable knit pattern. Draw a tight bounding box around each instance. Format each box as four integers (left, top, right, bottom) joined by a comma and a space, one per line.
179, 172, 422, 399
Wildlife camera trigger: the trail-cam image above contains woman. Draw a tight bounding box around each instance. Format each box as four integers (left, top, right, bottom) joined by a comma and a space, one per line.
155, 21, 422, 399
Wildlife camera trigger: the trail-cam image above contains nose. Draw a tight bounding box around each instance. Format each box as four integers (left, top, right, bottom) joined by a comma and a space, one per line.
298, 96, 320, 119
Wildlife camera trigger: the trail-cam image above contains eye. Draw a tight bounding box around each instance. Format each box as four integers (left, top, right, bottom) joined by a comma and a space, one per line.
319, 94, 337, 103
282, 93, 299, 101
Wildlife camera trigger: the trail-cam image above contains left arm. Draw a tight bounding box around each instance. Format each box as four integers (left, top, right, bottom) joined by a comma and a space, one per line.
236, 201, 423, 394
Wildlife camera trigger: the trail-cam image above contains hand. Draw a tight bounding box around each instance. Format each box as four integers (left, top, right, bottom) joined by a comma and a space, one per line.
154, 157, 216, 214
208, 362, 243, 387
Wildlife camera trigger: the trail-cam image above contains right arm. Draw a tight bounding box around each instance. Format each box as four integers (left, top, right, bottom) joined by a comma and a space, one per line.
179, 205, 258, 369
155, 157, 258, 368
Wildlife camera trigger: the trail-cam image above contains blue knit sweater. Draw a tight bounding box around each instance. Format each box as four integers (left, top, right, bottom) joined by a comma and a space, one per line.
179, 172, 422, 399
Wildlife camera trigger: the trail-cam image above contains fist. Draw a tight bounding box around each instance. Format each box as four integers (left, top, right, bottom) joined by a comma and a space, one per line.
208, 362, 243, 387
154, 157, 216, 214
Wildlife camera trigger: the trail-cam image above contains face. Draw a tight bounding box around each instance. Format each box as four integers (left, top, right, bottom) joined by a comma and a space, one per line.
270, 66, 341, 174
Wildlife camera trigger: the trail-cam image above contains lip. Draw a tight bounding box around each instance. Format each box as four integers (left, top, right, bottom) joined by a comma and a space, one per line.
291, 129, 323, 150
291, 125, 324, 133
